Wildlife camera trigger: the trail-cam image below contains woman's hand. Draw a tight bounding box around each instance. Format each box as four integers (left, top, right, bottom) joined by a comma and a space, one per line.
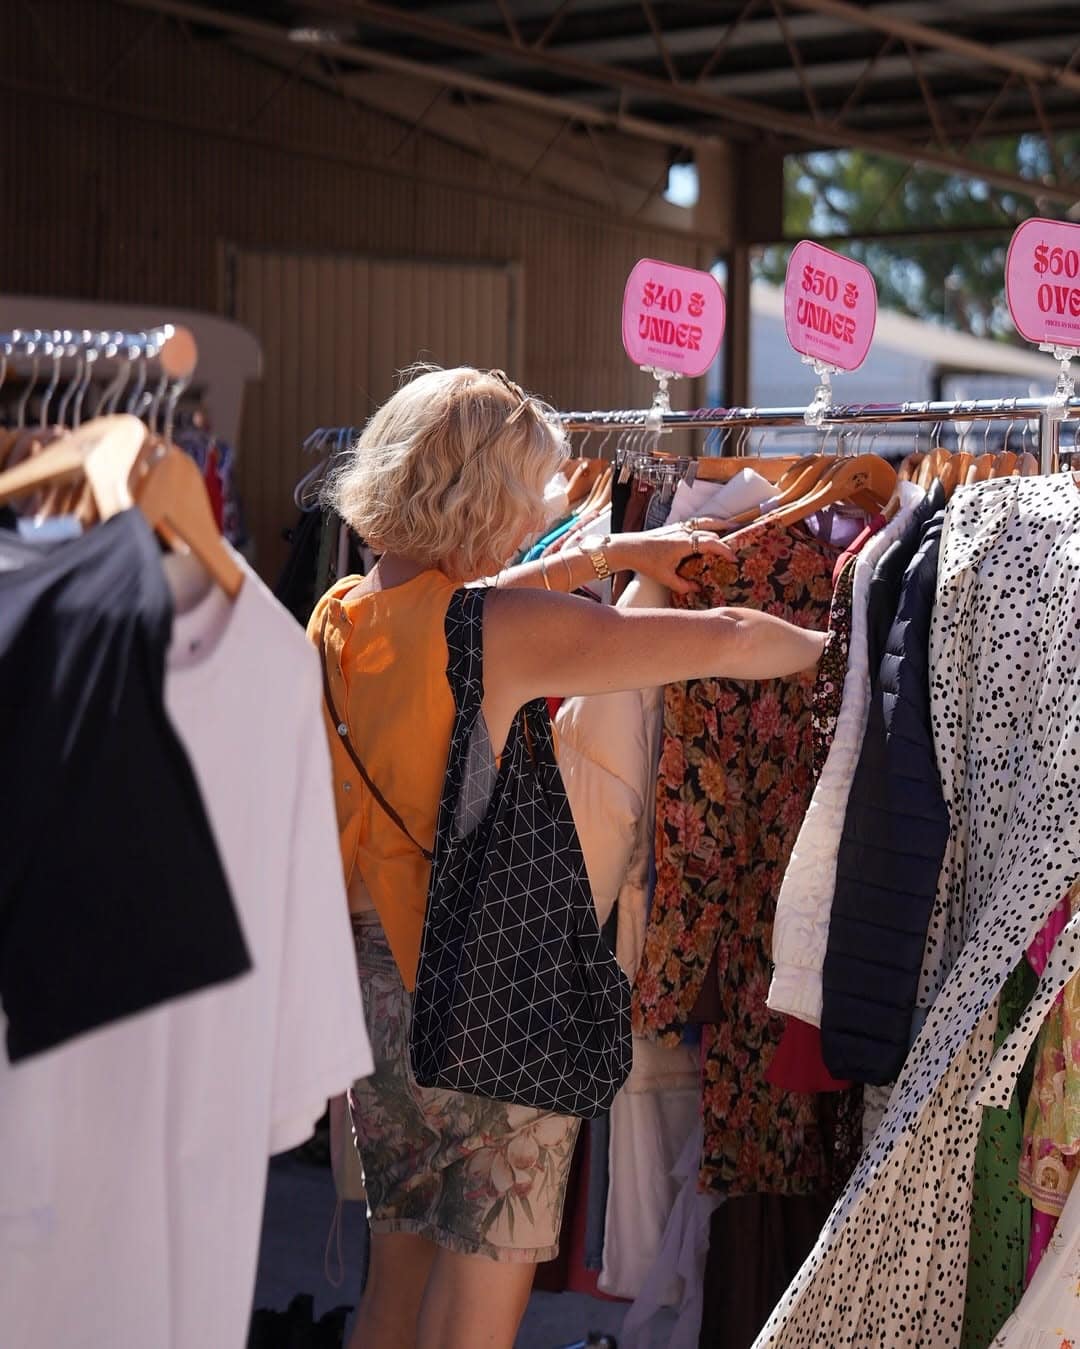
605, 524, 734, 595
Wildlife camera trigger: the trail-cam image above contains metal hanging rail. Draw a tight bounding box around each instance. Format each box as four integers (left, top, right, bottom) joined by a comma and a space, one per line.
559, 393, 1080, 476
300, 391, 1080, 484
0, 324, 199, 438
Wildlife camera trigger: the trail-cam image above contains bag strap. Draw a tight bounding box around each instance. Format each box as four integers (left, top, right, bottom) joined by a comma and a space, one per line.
319, 612, 434, 865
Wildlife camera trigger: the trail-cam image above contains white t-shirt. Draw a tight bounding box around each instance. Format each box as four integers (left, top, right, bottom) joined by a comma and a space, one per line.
0, 556, 372, 1349
667, 467, 776, 526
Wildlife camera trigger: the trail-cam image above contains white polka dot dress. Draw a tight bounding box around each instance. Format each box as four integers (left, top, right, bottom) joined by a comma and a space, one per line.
753, 475, 1080, 1349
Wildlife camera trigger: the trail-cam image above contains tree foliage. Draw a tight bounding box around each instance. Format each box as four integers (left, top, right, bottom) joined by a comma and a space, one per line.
756, 135, 1080, 342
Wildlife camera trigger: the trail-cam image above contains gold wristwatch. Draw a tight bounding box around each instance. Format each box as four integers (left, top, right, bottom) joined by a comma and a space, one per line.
582, 535, 612, 581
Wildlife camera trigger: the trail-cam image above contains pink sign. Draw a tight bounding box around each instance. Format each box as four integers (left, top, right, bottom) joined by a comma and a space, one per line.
1006, 217, 1080, 347
621, 259, 725, 378
783, 241, 877, 372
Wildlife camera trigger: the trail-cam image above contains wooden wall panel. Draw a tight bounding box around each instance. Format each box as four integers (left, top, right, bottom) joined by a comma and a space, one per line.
229, 251, 517, 575
0, 0, 713, 576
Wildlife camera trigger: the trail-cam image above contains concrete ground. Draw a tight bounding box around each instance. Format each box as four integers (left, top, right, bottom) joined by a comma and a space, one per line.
251, 1154, 661, 1348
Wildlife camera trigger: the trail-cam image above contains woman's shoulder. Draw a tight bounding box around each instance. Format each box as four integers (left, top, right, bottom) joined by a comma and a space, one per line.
305, 574, 366, 643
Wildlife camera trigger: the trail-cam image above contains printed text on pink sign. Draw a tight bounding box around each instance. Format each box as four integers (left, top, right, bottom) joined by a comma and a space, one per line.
783, 241, 877, 372
638, 283, 708, 352
1005, 218, 1080, 346
621, 259, 726, 378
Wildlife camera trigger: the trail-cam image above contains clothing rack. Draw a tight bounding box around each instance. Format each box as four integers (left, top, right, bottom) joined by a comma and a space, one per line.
300, 391, 1080, 488
561, 393, 1080, 478
0, 325, 198, 438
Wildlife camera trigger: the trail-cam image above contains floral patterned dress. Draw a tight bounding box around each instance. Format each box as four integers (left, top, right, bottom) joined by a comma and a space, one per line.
631, 517, 836, 1197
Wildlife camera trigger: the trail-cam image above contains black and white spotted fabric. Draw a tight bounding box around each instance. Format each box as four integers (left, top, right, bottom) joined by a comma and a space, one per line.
409, 587, 632, 1119
754, 475, 1080, 1348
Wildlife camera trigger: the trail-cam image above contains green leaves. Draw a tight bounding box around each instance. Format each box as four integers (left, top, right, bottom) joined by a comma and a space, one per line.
756, 136, 1080, 341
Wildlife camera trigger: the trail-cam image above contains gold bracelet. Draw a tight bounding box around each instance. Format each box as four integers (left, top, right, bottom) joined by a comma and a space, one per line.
562, 552, 575, 589
540, 555, 552, 591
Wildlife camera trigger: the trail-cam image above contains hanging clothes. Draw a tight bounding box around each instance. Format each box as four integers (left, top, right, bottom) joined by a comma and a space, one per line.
960, 958, 1037, 1349
619, 1123, 724, 1349
1020, 882, 1080, 1280
0, 547, 372, 1349
991, 1171, 1080, 1348
766, 483, 924, 1034
820, 498, 951, 1085
0, 511, 251, 1061
754, 474, 1080, 1349
558, 574, 699, 1297
558, 573, 670, 972
666, 467, 775, 527
633, 516, 839, 1199
768, 553, 859, 1097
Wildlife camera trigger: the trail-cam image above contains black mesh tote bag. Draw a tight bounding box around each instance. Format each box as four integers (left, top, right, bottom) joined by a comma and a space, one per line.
408, 587, 631, 1119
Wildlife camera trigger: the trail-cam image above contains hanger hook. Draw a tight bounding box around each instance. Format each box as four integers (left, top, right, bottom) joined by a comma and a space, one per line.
72, 337, 100, 427
54, 344, 83, 427
37, 333, 63, 430
14, 342, 40, 430
94, 333, 132, 417
125, 333, 151, 416
163, 374, 189, 445
145, 335, 170, 432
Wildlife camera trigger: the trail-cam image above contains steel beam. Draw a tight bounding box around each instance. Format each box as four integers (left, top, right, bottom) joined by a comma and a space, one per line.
110, 0, 1080, 205
783, 0, 1080, 98
331, 0, 1080, 203
111, 0, 737, 153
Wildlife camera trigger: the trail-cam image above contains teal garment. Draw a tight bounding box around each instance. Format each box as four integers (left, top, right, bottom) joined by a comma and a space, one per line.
960, 960, 1038, 1349
522, 514, 577, 563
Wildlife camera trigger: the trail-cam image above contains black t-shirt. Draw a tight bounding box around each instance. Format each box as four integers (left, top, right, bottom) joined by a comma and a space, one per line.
0, 510, 251, 1061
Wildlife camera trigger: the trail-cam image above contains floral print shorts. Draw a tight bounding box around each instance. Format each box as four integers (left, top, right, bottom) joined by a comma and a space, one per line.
346, 913, 580, 1262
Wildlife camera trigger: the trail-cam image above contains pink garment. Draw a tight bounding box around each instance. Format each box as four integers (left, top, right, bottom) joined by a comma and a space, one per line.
1027, 1210, 1058, 1288
1028, 897, 1071, 978
1024, 895, 1074, 1283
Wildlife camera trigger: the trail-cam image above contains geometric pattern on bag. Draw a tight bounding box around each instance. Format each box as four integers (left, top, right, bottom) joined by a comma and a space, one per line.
408, 587, 632, 1119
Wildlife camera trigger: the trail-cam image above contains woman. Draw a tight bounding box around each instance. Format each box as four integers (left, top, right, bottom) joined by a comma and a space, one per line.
310, 366, 825, 1349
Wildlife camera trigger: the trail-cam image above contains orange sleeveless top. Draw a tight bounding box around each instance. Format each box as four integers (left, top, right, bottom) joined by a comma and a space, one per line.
308, 570, 459, 990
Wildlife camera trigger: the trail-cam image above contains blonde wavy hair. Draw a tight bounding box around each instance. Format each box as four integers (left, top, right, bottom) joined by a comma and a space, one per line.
326, 365, 567, 580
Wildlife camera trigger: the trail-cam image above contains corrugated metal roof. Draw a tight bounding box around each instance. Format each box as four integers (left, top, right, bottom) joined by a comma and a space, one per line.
169, 0, 1080, 205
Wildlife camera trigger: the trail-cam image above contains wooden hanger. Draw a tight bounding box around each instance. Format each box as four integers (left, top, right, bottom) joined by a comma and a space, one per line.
0, 413, 243, 598
693, 454, 803, 485
916, 446, 950, 495
134, 438, 244, 598
0, 416, 140, 513
564, 458, 602, 506
577, 463, 612, 516
708, 454, 833, 530
722, 454, 897, 548
898, 452, 925, 483
943, 451, 974, 495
